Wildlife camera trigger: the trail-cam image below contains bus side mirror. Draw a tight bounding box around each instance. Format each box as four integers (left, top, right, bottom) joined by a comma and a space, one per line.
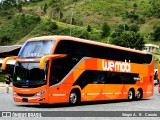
1, 56, 17, 70
39, 54, 66, 70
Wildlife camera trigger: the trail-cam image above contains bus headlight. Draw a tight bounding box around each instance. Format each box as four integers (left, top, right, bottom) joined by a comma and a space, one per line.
13, 91, 17, 95
35, 90, 46, 96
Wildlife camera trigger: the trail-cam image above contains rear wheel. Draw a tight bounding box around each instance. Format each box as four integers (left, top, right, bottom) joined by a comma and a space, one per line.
69, 90, 80, 105
136, 89, 142, 100
39, 103, 49, 106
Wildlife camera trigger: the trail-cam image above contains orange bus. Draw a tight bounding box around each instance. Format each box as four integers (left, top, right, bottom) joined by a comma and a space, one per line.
1, 35, 154, 105
158, 59, 160, 92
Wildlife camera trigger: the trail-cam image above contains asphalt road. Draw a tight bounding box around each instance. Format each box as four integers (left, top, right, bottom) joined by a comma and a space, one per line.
0, 86, 160, 120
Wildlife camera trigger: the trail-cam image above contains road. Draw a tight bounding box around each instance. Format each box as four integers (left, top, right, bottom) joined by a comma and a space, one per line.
0, 86, 160, 120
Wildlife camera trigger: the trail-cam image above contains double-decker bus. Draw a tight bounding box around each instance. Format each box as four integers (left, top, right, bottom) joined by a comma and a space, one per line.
1, 36, 154, 105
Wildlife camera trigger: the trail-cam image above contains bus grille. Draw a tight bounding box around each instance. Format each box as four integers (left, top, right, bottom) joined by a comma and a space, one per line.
17, 93, 35, 97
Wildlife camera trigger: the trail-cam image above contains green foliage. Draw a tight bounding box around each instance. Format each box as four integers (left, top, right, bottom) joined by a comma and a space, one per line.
0, 0, 23, 13
0, 0, 159, 52
0, 13, 40, 45
111, 31, 145, 50
87, 25, 92, 32
136, 17, 146, 24
151, 26, 160, 41
13, 13, 40, 28
117, 24, 129, 31
16, 3, 23, 12
40, 19, 58, 32
0, 0, 17, 10
0, 74, 6, 82
111, 24, 129, 38
0, 35, 12, 45
129, 24, 139, 32
148, 0, 160, 17
124, 11, 139, 20
29, 0, 43, 2
101, 22, 111, 38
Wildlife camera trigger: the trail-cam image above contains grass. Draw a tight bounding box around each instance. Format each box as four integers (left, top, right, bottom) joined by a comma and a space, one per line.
1, 0, 160, 69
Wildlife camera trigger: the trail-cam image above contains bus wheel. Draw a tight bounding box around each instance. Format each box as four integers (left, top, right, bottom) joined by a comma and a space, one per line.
136, 89, 142, 100
69, 90, 79, 105
39, 103, 49, 106
128, 89, 134, 100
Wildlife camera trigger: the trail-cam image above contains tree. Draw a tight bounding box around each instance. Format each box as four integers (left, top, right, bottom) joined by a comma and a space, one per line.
0, 0, 23, 11
101, 22, 110, 38
152, 26, 160, 41
0, 0, 17, 10
40, 19, 58, 32
87, 25, 92, 32
43, 3, 48, 14
79, 30, 89, 39
148, 0, 160, 17
111, 24, 129, 38
17, 5, 22, 12
111, 31, 145, 50
117, 24, 129, 31
0, 35, 11, 45
129, 24, 139, 32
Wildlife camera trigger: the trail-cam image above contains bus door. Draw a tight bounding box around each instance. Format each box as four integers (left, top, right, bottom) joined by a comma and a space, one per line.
48, 57, 74, 103
48, 59, 64, 103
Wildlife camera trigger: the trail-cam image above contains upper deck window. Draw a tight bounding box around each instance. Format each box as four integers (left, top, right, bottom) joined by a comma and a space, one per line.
55, 40, 152, 64
18, 40, 55, 58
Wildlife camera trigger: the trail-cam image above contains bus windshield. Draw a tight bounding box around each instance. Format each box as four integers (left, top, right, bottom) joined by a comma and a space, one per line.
13, 62, 47, 88
18, 40, 55, 58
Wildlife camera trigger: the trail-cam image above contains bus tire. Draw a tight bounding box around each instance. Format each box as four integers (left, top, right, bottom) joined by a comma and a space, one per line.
136, 89, 142, 100
69, 89, 80, 105
128, 89, 135, 100
39, 103, 49, 106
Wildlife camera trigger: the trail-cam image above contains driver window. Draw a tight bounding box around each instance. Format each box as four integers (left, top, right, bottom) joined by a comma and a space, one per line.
50, 66, 62, 86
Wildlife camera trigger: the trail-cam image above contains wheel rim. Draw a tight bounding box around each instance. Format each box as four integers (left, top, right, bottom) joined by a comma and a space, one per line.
136, 90, 141, 99
128, 90, 133, 100
70, 92, 77, 104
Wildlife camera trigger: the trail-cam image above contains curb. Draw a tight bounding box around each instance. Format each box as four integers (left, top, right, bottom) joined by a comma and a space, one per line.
0, 83, 12, 87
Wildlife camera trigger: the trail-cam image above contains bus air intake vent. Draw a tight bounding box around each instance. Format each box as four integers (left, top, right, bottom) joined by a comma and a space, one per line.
17, 93, 35, 97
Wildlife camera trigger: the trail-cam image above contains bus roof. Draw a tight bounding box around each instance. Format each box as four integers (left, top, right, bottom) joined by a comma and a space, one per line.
26, 35, 149, 55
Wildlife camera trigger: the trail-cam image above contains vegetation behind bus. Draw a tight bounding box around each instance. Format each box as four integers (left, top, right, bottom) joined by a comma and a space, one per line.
0, 0, 160, 68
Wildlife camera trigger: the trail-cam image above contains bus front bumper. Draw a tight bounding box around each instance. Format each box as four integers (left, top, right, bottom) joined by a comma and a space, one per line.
13, 96, 46, 103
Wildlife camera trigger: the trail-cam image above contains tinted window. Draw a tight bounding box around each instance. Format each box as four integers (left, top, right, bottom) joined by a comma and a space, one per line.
13, 62, 46, 88
54, 40, 152, 64
73, 70, 138, 89
49, 55, 80, 86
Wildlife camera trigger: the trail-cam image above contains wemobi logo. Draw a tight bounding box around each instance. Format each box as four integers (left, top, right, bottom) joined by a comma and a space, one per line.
102, 59, 131, 72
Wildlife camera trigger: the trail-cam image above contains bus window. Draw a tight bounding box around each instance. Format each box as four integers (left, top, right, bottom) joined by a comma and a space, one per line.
18, 40, 55, 58
105, 72, 121, 84
93, 72, 105, 84
13, 62, 46, 88
28, 66, 45, 83
49, 55, 80, 86
50, 66, 63, 85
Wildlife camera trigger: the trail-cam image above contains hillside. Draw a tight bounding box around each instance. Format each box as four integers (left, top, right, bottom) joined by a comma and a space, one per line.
0, 0, 160, 68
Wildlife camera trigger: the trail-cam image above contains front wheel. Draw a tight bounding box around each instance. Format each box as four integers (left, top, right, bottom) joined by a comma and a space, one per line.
69, 91, 79, 105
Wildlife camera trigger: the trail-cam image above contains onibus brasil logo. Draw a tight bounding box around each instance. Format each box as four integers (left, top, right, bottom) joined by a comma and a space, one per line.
102, 59, 131, 72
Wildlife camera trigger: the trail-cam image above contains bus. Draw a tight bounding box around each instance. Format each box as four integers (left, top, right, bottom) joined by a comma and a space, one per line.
158, 59, 160, 92
1, 35, 154, 105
